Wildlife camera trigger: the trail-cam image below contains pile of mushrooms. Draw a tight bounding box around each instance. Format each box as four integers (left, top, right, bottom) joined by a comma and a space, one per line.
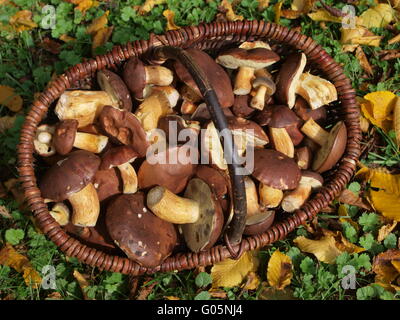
36, 41, 346, 268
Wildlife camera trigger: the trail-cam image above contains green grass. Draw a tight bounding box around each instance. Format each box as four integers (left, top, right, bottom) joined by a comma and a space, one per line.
1, 0, 400, 301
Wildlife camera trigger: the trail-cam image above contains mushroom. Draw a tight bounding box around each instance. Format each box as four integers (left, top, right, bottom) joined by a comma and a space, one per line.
181, 100, 198, 115
301, 119, 347, 173
244, 176, 261, 217
100, 146, 139, 194
174, 48, 234, 108
97, 69, 132, 112
259, 183, 283, 209
54, 90, 117, 128
293, 96, 327, 125
216, 47, 280, 95
191, 103, 234, 123
53, 119, 109, 155
181, 178, 224, 253
239, 41, 271, 50
106, 193, 177, 268
138, 145, 197, 194
296, 72, 338, 110
49, 202, 70, 226
157, 115, 200, 146
39, 150, 101, 227
93, 168, 121, 202
122, 57, 174, 100
232, 95, 255, 118
243, 210, 275, 236
147, 186, 200, 224
98, 105, 150, 157
251, 149, 301, 207
134, 86, 179, 132
195, 165, 228, 204
250, 69, 276, 110
295, 146, 312, 170
275, 52, 307, 108
281, 171, 323, 212
34, 124, 56, 157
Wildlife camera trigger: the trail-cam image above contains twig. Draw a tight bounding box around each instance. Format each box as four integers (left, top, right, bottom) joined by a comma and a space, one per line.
319, 0, 346, 17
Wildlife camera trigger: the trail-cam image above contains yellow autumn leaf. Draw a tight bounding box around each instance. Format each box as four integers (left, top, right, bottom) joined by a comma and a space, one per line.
359, 4, 394, 29
165, 296, 180, 300
308, 9, 343, 23
163, 9, 180, 31
257, 0, 270, 11
73, 269, 90, 299
87, 11, 109, 35
274, 1, 283, 24
211, 251, 259, 288
373, 249, 400, 285
139, 0, 166, 15
220, 0, 244, 21
338, 204, 359, 231
393, 96, 400, 146
9, 10, 37, 32
59, 34, 76, 42
360, 99, 393, 132
294, 235, 342, 264
267, 250, 293, 290
355, 46, 373, 76
0, 243, 42, 288
378, 221, 398, 242
364, 91, 397, 121
69, 0, 99, 13
340, 26, 382, 49
242, 271, 260, 290
0, 85, 23, 112
92, 26, 113, 52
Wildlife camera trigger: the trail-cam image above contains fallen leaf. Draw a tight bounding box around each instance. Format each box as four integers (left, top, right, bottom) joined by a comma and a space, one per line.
308, 9, 343, 23
0, 85, 23, 112
208, 289, 228, 299
257, 0, 270, 11
355, 46, 373, 76
373, 249, 400, 285
137, 279, 158, 300
0, 205, 13, 219
163, 9, 180, 31
359, 4, 394, 29
338, 204, 360, 231
165, 296, 180, 300
9, 10, 37, 32
267, 250, 293, 290
4, 178, 26, 209
281, 0, 314, 19
378, 221, 398, 242
59, 34, 76, 42
337, 189, 372, 211
211, 251, 259, 288
0, 243, 42, 288
139, 0, 166, 15
86, 11, 109, 35
274, 1, 283, 24
259, 285, 296, 300
92, 26, 113, 52
394, 96, 400, 146
329, 230, 365, 254
242, 271, 261, 290
68, 0, 99, 13
73, 270, 91, 299
46, 292, 62, 300
0, 116, 16, 134
340, 27, 382, 51
220, 0, 244, 21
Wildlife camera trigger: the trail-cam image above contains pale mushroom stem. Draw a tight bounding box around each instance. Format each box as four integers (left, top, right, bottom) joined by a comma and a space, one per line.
251, 86, 267, 110
49, 203, 70, 226
73, 132, 109, 154
259, 184, 283, 209
234, 67, 255, 95
301, 118, 330, 146
144, 66, 174, 86
244, 177, 260, 217
281, 183, 312, 213
38, 131, 52, 144
117, 162, 138, 194
147, 186, 200, 224
69, 183, 100, 227
269, 127, 295, 158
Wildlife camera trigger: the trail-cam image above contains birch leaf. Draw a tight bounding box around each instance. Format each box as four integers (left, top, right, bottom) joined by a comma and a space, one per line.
359, 4, 394, 29
308, 9, 343, 23
266, 250, 293, 290
373, 249, 400, 284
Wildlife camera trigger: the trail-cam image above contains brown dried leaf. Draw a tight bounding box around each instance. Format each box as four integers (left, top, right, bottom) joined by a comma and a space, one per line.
86, 11, 109, 35
373, 249, 400, 284
378, 221, 398, 242
337, 189, 372, 211
163, 9, 180, 31
92, 26, 113, 52
266, 250, 293, 290
257, 0, 270, 11
9, 10, 37, 32
0, 205, 12, 219
355, 46, 373, 76
208, 289, 228, 299
242, 271, 261, 290
259, 285, 296, 300
139, 0, 166, 15
274, 1, 283, 24
73, 270, 91, 300
68, 0, 99, 13
0, 86, 23, 112
137, 279, 158, 300
219, 0, 244, 21
0, 116, 16, 134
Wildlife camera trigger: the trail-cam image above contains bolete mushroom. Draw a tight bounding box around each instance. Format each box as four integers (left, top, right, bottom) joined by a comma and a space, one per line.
49, 202, 70, 226
281, 171, 323, 212
97, 69, 132, 112
157, 115, 200, 146
232, 95, 255, 118
134, 86, 179, 132
275, 52, 307, 108
293, 96, 327, 125
251, 149, 301, 208
181, 178, 224, 253
174, 48, 234, 108
53, 119, 109, 155
98, 105, 150, 158
296, 72, 338, 110
93, 168, 121, 202
216, 47, 280, 95
106, 193, 177, 268
138, 145, 197, 194
301, 119, 347, 173
39, 150, 101, 227
122, 57, 174, 100
100, 146, 139, 194
34, 124, 56, 157
295, 146, 312, 170
251, 69, 276, 110
243, 210, 275, 236
55, 90, 117, 128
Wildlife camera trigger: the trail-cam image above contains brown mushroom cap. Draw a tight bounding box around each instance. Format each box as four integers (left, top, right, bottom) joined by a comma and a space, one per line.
195, 165, 229, 200
294, 96, 327, 125
122, 57, 146, 100
53, 119, 79, 155
227, 117, 270, 146
191, 103, 234, 123
232, 95, 255, 118
275, 52, 307, 108
174, 48, 234, 108
253, 76, 276, 95
300, 170, 324, 188
243, 210, 275, 236
39, 150, 100, 201
93, 168, 122, 202
157, 115, 200, 146
251, 149, 301, 190
138, 145, 198, 194
217, 48, 280, 70
313, 121, 347, 173
98, 105, 150, 158
106, 193, 177, 268
181, 178, 224, 252
100, 146, 139, 170
97, 69, 132, 112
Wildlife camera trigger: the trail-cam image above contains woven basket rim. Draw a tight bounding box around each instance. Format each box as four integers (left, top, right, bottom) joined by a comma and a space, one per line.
17, 20, 361, 276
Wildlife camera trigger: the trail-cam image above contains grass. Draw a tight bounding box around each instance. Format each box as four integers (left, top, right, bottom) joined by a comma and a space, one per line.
0, 0, 400, 300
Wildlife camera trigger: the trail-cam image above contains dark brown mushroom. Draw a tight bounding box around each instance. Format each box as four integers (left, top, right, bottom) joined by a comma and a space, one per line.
295, 146, 312, 170
243, 210, 275, 236
106, 193, 177, 268
232, 95, 255, 118
39, 150, 101, 227
98, 105, 150, 158
97, 69, 132, 112
93, 168, 122, 202
157, 115, 200, 146
293, 96, 327, 125
174, 48, 234, 108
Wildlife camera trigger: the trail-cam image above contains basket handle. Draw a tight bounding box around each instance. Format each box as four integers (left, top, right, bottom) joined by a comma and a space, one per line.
152, 46, 247, 249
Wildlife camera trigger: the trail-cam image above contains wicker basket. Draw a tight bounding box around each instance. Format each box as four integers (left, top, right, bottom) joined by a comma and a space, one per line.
17, 20, 361, 276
